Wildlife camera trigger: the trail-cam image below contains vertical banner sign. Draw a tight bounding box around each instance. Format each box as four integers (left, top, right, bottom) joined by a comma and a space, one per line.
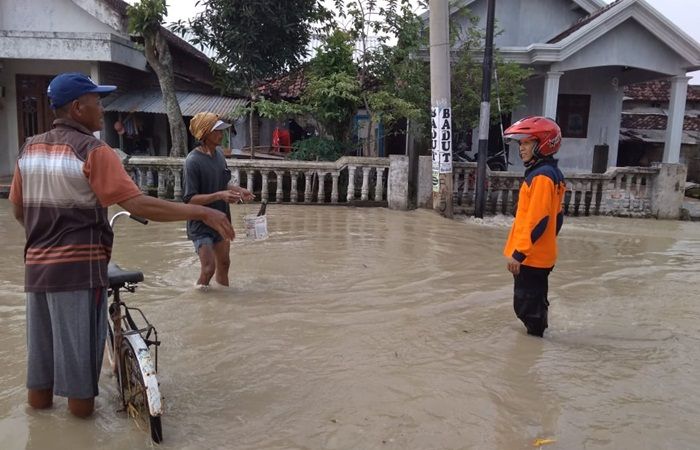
431, 107, 440, 192
439, 107, 452, 173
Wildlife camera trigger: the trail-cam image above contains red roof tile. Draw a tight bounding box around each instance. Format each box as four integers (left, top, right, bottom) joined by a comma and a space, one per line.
624, 80, 700, 102
621, 114, 700, 132
258, 69, 308, 100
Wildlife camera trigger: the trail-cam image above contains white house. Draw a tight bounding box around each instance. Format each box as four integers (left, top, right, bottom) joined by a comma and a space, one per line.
0, 0, 252, 187
423, 0, 700, 172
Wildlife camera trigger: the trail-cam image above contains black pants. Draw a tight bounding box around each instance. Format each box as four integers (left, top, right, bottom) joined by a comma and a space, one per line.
513, 265, 553, 336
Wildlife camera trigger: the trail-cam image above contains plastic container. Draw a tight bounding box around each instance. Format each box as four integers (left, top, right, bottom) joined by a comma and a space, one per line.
244, 214, 268, 241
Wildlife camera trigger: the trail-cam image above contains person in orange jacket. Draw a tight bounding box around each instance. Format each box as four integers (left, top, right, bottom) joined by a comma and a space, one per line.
503, 117, 566, 337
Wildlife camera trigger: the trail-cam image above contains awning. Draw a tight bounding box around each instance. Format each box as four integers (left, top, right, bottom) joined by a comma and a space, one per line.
104, 90, 247, 120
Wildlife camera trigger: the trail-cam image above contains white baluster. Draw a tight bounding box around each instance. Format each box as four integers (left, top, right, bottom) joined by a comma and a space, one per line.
232, 168, 240, 187
246, 170, 254, 193
173, 168, 182, 202
305, 170, 314, 203
157, 169, 167, 199
290, 171, 299, 203
138, 168, 148, 193
331, 172, 340, 204
146, 169, 155, 190
261, 171, 269, 201
317, 171, 327, 203
361, 167, 371, 201
347, 166, 357, 202
635, 175, 643, 197
461, 168, 470, 205
275, 170, 284, 202
505, 178, 514, 214
495, 178, 503, 214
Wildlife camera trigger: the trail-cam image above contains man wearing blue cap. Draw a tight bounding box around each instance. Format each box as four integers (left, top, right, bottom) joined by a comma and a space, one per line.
8, 72, 235, 418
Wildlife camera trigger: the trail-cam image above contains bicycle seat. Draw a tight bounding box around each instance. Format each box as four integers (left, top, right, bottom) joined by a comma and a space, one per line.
108, 262, 144, 286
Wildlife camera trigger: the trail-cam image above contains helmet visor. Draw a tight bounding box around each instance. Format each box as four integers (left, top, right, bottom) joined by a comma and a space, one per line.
504, 133, 535, 143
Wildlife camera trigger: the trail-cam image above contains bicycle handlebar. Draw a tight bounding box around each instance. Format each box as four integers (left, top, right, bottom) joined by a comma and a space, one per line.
109, 211, 149, 229
129, 215, 149, 225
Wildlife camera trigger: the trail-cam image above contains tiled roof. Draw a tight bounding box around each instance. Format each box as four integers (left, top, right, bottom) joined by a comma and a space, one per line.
548, 0, 624, 44
621, 113, 700, 132
624, 80, 700, 102
258, 69, 308, 100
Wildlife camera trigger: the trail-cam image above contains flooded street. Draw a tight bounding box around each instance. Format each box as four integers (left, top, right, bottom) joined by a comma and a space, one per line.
1, 200, 699, 449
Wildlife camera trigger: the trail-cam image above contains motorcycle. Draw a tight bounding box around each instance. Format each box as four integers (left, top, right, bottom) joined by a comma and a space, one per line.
453, 141, 511, 172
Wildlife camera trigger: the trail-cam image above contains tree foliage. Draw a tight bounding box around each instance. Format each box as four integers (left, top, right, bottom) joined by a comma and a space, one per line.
173, 0, 332, 155
330, 0, 429, 155
304, 31, 362, 141
174, 0, 332, 95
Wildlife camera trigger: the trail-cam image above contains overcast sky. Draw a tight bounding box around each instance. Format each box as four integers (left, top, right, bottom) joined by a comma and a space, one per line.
142, 0, 700, 83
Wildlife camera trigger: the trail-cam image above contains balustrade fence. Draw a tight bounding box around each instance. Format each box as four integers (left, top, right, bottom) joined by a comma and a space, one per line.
452, 162, 658, 217
124, 156, 390, 205
124, 156, 664, 218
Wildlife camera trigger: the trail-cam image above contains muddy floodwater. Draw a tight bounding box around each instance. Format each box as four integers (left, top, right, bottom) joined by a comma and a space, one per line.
1, 200, 699, 449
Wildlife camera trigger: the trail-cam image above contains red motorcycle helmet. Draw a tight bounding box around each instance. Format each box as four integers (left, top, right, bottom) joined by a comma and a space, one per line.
503, 116, 562, 157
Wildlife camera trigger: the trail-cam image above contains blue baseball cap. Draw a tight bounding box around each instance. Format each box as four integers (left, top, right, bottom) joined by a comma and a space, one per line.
47, 72, 117, 109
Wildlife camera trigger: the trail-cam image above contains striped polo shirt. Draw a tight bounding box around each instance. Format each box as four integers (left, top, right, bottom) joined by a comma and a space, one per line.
9, 118, 142, 292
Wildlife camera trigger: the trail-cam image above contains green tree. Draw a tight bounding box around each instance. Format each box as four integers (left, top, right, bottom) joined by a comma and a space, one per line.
304, 30, 362, 141
244, 31, 361, 144
175, 0, 332, 157
333, 0, 428, 156
128, 0, 188, 157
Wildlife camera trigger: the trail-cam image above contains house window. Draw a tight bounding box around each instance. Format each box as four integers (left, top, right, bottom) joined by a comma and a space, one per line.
556, 94, 591, 138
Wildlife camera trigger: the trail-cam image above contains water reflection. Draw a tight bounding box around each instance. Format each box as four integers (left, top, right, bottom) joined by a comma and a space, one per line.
0, 201, 699, 449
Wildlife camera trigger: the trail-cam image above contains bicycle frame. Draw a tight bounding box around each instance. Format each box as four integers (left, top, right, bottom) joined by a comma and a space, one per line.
107, 211, 164, 443
108, 284, 163, 417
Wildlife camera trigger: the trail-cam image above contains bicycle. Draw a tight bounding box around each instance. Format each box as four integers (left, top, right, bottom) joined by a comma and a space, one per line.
105, 211, 164, 443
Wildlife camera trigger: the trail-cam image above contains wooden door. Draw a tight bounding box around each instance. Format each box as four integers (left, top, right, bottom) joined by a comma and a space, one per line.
16, 74, 54, 145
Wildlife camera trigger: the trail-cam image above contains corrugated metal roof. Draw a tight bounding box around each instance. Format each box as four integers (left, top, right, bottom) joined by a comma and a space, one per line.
104, 90, 247, 119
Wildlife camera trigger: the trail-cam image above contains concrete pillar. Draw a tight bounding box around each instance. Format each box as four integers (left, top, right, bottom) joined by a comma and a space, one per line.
90, 62, 104, 140
416, 155, 434, 208
429, 0, 453, 218
663, 75, 690, 164
651, 163, 687, 220
388, 155, 409, 210
542, 71, 564, 118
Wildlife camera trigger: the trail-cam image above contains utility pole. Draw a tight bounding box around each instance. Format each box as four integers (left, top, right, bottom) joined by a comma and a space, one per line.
429, 0, 453, 218
475, 0, 496, 218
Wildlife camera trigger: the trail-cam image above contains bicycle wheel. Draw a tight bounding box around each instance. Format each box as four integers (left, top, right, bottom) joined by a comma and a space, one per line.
120, 339, 163, 443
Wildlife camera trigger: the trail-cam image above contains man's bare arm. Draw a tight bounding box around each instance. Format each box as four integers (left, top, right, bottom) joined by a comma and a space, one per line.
118, 194, 235, 240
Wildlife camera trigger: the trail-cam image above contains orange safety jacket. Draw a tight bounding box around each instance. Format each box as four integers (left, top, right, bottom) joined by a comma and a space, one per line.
504, 159, 566, 268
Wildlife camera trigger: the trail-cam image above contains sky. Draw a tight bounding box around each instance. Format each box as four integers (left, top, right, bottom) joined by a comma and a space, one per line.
138, 0, 700, 83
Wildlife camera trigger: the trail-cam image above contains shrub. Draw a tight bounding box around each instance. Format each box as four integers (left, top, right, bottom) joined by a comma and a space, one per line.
289, 137, 345, 161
